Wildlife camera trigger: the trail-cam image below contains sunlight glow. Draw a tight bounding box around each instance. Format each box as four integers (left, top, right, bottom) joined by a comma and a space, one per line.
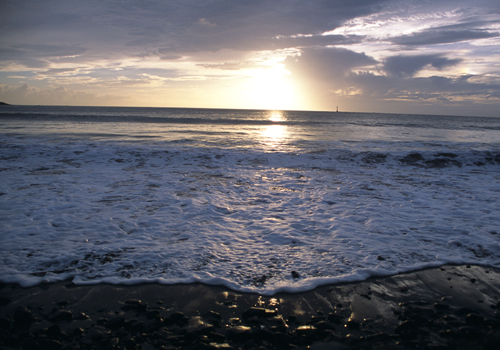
261, 110, 288, 146
324, 10, 461, 40
245, 63, 303, 111
263, 124, 287, 140
268, 110, 285, 122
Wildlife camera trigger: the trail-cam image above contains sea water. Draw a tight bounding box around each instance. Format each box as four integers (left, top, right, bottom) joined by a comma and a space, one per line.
1, 106, 499, 294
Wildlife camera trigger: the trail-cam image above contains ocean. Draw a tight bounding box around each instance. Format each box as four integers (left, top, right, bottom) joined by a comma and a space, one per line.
1, 105, 499, 295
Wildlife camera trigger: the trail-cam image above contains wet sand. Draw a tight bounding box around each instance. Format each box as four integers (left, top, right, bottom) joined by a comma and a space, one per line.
1, 264, 499, 349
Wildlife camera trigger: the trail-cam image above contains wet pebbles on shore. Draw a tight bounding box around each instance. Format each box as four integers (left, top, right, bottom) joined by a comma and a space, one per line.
1, 265, 499, 349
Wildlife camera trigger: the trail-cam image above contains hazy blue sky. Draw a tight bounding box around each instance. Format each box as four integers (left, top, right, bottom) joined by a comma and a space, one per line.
1, 0, 499, 116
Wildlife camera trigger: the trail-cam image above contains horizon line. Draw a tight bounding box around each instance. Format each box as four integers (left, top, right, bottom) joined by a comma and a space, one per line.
0, 102, 494, 119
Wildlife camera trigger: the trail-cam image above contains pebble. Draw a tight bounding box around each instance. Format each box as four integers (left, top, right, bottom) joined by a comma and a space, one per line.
145, 309, 162, 320
87, 325, 111, 342
242, 307, 276, 319
50, 310, 73, 322
122, 299, 148, 312
106, 316, 126, 329
37, 339, 62, 350
327, 313, 344, 324
204, 310, 223, 320
296, 325, 317, 336
169, 311, 189, 325
226, 325, 253, 342
465, 313, 485, 326
314, 321, 336, 331
0, 297, 12, 306
2, 284, 500, 350
208, 331, 226, 343
13, 306, 32, 328
72, 327, 84, 336
433, 302, 450, 311
22, 340, 42, 350
124, 336, 137, 349
395, 320, 418, 336
47, 324, 64, 338
344, 320, 360, 330
0, 317, 11, 329
74, 312, 89, 320
185, 317, 216, 337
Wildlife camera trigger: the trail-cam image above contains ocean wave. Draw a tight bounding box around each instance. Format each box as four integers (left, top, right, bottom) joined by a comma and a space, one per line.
1, 137, 499, 293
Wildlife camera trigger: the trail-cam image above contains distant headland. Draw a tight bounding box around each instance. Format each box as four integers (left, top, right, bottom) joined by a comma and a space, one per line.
0, 102, 10, 105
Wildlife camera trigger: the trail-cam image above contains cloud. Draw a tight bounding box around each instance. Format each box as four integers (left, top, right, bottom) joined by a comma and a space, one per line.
0, 84, 128, 106
1, 0, 391, 56
43, 68, 80, 75
163, 0, 390, 52
0, 43, 87, 69
280, 43, 498, 115
383, 54, 462, 78
196, 62, 260, 71
391, 28, 499, 46
1, 0, 499, 116
159, 55, 183, 61
356, 73, 500, 103
12, 44, 87, 58
285, 47, 378, 80
272, 34, 364, 49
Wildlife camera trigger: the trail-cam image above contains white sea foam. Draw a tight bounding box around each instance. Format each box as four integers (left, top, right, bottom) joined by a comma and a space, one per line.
1, 107, 500, 294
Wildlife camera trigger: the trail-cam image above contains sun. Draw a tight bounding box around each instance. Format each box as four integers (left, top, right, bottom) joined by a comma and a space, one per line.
245, 64, 304, 111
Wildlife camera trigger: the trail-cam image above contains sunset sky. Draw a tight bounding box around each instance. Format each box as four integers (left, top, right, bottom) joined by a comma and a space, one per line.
1, 0, 499, 117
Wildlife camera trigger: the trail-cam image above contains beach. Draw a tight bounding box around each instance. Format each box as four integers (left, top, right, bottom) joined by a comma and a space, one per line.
2, 0, 500, 345
1, 264, 499, 349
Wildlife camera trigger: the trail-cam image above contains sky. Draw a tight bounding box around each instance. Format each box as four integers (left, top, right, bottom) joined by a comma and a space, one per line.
1, 0, 499, 117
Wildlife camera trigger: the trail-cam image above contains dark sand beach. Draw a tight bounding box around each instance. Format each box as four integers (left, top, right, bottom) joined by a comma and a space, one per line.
1, 265, 499, 349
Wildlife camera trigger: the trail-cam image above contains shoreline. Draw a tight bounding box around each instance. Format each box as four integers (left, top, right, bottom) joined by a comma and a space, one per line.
1, 264, 499, 349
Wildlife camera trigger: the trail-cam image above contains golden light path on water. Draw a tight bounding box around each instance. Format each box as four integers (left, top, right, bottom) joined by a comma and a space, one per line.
261, 111, 289, 149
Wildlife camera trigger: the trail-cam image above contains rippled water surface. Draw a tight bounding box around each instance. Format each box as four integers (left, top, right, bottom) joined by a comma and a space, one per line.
1, 106, 499, 294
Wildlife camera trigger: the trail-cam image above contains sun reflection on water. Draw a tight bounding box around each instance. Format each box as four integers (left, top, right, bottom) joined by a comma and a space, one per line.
268, 111, 285, 122
261, 111, 289, 146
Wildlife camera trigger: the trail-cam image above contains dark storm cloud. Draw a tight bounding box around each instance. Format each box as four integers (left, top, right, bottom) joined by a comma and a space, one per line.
383, 54, 462, 78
